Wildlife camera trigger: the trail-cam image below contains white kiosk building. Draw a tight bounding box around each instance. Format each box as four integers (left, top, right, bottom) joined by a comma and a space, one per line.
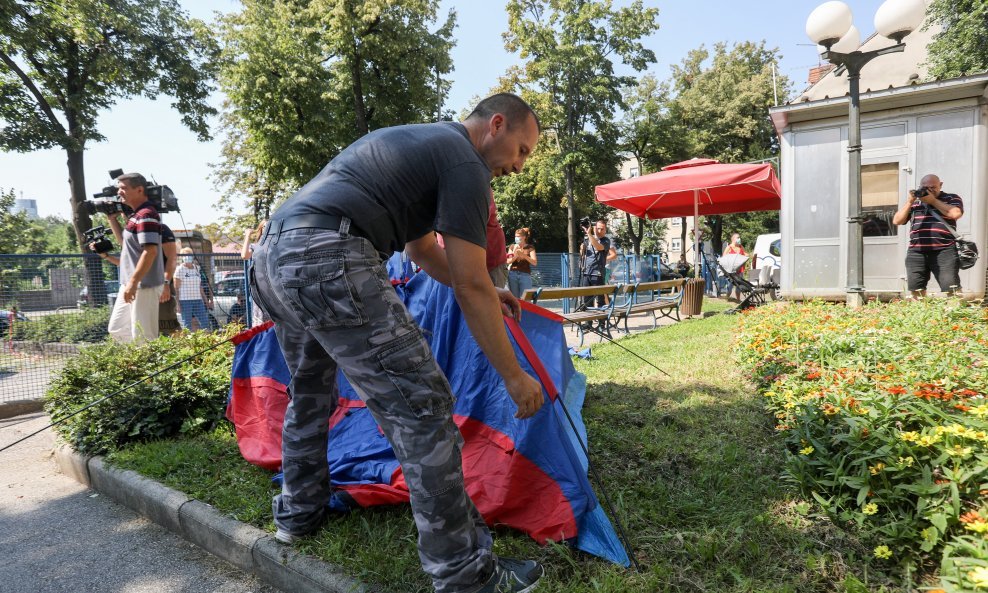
769, 25, 987, 300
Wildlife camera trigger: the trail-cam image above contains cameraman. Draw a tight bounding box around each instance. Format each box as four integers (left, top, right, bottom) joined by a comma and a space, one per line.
892, 173, 964, 297
93, 173, 165, 343
578, 218, 611, 308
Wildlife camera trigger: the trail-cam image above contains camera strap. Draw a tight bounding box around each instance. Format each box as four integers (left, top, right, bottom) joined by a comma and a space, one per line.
924, 207, 963, 241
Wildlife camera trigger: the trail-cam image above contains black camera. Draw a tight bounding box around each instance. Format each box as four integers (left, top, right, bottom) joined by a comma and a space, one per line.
913, 187, 929, 198
84, 226, 114, 254
82, 168, 180, 216
82, 195, 130, 216
579, 216, 591, 229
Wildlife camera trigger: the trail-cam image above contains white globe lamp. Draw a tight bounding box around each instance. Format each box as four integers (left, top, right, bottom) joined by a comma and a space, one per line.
806, 1, 853, 48
818, 25, 861, 55
874, 0, 926, 43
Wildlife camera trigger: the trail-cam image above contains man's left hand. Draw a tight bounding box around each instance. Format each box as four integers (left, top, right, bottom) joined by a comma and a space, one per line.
122, 282, 138, 304
496, 287, 522, 321
159, 285, 171, 303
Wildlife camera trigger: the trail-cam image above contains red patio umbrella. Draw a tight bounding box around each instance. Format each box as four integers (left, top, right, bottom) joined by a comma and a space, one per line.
594, 158, 781, 278
594, 158, 781, 219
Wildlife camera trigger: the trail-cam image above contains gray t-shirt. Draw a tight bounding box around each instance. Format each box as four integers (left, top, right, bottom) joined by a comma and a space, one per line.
582, 235, 611, 277
276, 122, 491, 254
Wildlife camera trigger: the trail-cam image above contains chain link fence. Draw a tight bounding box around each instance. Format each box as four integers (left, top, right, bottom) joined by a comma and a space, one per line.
0, 253, 250, 405
0, 250, 670, 405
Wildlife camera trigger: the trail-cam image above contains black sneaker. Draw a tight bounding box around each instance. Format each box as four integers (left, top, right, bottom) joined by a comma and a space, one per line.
474, 557, 544, 593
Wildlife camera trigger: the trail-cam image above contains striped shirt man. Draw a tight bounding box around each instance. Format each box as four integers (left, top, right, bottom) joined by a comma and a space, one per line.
120, 200, 165, 288
907, 192, 964, 251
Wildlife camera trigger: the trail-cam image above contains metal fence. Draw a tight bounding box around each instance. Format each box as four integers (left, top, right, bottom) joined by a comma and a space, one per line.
0, 252, 250, 405
0, 250, 672, 405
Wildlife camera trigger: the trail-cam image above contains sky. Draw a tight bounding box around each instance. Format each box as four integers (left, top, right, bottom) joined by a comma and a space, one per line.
0, 0, 887, 232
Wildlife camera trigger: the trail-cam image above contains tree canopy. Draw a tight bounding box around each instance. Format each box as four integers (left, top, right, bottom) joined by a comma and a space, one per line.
925, 0, 988, 80
613, 41, 789, 255
212, 0, 456, 221
502, 0, 659, 253
0, 0, 217, 251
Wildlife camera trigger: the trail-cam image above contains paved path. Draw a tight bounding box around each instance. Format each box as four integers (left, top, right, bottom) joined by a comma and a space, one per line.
0, 412, 279, 593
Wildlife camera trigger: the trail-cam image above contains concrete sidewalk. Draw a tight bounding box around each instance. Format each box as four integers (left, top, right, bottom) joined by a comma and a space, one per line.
0, 412, 278, 593
0, 413, 371, 593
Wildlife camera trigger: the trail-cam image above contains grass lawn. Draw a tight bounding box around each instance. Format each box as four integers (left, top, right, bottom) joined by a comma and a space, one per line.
109, 299, 898, 592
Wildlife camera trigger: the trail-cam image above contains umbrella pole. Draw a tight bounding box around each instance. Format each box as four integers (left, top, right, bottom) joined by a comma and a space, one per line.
693, 190, 700, 279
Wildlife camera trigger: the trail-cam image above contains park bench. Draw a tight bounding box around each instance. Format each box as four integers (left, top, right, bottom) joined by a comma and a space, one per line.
611, 278, 688, 333
521, 284, 621, 347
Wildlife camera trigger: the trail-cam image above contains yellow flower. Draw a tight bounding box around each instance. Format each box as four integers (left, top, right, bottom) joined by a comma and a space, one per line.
964, 520, 988, 535
800, 446, 814, 455
899, 431, 919, 442
947, 445, 973, 457
869, 463, 886, 475
898, 456, 914, 467
873, 545, 892, 559
973, 431, 988, 442
939, 424, 967, 436
968, 566, 988, 589
863, 503, 879, 515
969, 404, 988, 418
917, 433, 942, 447
764, 391, 777, 398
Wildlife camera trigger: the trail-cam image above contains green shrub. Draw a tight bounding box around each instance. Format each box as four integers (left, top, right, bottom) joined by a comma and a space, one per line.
736, 299, 988, 589
14, 307, 110, 343
44, 326, 239, 454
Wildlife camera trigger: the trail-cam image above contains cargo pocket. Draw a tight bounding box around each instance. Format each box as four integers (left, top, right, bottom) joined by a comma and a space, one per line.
248, 265, 274, 319
377, 333, 453, 418
277, 250, 365, 328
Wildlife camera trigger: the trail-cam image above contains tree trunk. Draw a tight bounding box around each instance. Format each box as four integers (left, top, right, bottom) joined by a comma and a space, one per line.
709, 215, 724, 255
565, 163, 576, 256
680, 217, 687, 260
67, 147, 108, 305
350, 53, 368, 136
625, 212, 642, 257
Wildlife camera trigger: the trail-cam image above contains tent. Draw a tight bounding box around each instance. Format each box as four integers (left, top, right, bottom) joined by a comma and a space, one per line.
594, 158, 781, 277
226, 272, 629, 565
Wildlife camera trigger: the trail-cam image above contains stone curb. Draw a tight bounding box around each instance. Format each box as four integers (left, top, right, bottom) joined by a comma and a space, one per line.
53, 446, 378, 593
0, 398, 44, 420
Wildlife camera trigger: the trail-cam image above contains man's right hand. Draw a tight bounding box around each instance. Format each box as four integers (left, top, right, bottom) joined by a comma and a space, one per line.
504, 372, 544, 419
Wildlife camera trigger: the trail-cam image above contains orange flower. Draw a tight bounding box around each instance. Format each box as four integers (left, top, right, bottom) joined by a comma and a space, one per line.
887, 386, 907, 395
960, 511, 982, 524
806, 371, 821, 380
954, 404, 972, 412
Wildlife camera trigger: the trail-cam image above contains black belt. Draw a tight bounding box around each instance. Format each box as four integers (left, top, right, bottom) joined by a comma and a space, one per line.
262, 214, 361, 245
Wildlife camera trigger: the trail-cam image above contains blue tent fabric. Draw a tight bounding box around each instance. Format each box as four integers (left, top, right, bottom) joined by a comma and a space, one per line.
228, 271, 628, 566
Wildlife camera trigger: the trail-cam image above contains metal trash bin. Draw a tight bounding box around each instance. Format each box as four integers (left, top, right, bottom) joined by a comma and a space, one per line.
681, 278, 705, 317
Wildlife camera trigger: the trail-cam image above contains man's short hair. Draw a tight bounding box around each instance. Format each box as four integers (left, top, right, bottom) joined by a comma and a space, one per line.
596, 219, 608, 228
117, 172, 147, 189
467, 93, 541, 132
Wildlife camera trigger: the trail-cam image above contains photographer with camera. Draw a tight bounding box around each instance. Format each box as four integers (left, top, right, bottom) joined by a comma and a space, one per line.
91, 172, 165, 343
578, 217, 611, 309
892, 174, 964, 297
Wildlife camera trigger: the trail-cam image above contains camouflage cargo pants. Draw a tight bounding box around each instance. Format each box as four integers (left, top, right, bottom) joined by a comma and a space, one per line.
250, 221, 493, 593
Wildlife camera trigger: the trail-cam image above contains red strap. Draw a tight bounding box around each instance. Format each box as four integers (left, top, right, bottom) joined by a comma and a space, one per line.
504, 316, 559, 402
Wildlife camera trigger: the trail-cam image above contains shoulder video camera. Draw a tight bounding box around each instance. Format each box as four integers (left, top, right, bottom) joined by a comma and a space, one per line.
82, 168, 180, 216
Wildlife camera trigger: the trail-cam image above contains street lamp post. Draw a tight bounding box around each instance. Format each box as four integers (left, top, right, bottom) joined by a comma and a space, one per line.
805, 0, 925, 308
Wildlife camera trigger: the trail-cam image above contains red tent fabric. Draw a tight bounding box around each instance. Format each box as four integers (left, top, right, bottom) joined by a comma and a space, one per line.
594, 158, 781, 219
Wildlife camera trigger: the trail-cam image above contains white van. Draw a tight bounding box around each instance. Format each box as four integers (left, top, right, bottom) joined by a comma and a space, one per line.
751, 233, 782, 288
752, 233, 782, 271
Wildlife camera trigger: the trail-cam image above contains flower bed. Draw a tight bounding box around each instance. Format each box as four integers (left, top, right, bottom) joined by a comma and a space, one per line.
736, 300, 987, 592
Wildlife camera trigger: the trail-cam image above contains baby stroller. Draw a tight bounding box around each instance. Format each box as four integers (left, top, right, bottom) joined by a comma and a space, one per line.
716, 252, 775, 313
